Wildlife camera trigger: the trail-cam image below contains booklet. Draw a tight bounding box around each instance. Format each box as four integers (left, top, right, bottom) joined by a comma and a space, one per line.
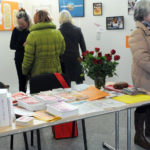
16, 116, 33, 126
47, 102, 78, 118
18, 97, 46, 111
33, 110, 61, 122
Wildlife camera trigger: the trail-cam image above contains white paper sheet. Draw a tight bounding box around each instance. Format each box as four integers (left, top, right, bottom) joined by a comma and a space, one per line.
14, 106, 34, 117
90, 99, 126, 110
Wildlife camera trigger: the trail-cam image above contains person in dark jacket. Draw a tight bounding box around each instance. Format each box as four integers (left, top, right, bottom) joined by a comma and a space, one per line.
10, 8, 31, 92
59, 10, 86, 84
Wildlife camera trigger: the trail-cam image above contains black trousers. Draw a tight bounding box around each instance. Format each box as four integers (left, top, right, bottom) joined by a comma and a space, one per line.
15, 59, 27, 93
61, 60, 84, 84
135, 105, 150, 113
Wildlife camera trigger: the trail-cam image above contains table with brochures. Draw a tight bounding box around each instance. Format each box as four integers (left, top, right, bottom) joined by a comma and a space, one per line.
1, 85, 150, 150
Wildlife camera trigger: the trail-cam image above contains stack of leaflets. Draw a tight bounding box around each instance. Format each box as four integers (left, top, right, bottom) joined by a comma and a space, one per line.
56, 92, 88, 101
35, 94, 67, 104
72, 84, 90, 92
12, 92, 28, 105
18, 96, 46, 111
47, 102, 79, 118
0, 89, 14, 127
16, 116, 33, 126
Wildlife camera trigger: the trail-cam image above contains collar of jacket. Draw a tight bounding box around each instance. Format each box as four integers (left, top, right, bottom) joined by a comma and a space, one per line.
60, 22, 73, 28
30, 22, 56, 32
136, 21, 150, 36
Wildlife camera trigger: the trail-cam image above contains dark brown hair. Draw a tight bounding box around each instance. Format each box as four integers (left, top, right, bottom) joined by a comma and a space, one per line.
34, 10, 52, 24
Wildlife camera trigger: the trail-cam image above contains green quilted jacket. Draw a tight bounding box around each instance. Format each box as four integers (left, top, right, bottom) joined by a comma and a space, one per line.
22, 22, 65, 77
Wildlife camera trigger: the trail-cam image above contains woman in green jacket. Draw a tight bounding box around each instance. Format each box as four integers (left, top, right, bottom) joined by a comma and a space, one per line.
22, 10, 65, 77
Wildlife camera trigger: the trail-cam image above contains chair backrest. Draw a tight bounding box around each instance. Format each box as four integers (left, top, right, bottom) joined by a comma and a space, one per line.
30, 73, 71, 94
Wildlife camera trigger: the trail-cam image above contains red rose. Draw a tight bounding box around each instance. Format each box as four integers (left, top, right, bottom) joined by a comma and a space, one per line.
82, 50, 89, 57
93, 59, 97, 64
111, 49, 116, 55
86, 50, 89, 54
95, 48, 100, 52
114, 55, 120, 61
90, 51, 94, 55
82, 52, 86, 57
97, 59, 102, 64
105, 54, 112, 62
105, 54, 108, 57
107, 56, 112, 62
98, 52, 102, 57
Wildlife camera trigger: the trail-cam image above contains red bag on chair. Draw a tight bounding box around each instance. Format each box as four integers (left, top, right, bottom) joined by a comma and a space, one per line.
52, 73, 78, 139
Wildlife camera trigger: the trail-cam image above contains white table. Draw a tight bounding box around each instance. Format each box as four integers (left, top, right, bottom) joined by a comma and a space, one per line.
0, 99, 150, 150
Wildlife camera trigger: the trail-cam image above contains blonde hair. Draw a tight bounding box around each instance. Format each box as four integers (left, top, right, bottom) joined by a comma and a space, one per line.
34, 10, 52, 24
16, 8, 32, 28
59, 10, 72, 25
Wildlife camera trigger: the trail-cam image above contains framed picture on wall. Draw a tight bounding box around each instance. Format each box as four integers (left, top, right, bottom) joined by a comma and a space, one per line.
128, 0, 137, 15
93, 3, 102, 16
59, 0, 84, 17
106, 16, 124, 30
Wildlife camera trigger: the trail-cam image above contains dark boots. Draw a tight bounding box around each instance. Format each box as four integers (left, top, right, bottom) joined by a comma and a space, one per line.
145, 109, 150, 137
134, 111, 150, 149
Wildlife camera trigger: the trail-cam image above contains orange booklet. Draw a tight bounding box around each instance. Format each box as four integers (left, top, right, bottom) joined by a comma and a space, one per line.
79, 86, 109, 101
33, 110, 61, 122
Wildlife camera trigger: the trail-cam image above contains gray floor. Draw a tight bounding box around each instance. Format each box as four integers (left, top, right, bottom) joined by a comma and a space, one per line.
0, 109, 148, 150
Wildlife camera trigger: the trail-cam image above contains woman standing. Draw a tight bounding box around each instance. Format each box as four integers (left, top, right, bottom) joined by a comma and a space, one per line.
59, 10, 86, 84
129, 0, 150, 149
22, 10, 65, 77
10, 8, 31, 92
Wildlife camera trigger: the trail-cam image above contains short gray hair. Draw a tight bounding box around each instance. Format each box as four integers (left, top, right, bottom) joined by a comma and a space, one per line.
134, 0, 150, 21
59, 10, 72, 25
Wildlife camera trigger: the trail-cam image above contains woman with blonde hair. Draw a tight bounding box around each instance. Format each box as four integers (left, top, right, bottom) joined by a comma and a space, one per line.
10, 8, 31, 92
59, 10, 86, 84
22, 10, 65, 77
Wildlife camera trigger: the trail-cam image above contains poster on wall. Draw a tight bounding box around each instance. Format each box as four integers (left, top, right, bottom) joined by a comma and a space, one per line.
128, 0, 137, 15
93, 3, 102, 16
0, 1, 19, 31
0, 0, 2, 25
106, 16, 124, 30
126, 36, 130, 48
59, 0, 84, 17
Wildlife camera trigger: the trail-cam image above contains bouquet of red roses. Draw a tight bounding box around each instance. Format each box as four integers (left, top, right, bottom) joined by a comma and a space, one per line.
81, 48, 120, 89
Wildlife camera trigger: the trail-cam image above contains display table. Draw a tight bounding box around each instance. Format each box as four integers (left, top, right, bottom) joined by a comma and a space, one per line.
0, 97, 150, 150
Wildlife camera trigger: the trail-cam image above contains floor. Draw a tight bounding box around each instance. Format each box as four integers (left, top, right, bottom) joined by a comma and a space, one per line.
0, 109, 147, 150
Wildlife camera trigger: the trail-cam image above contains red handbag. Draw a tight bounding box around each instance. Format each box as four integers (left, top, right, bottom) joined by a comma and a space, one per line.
52, 73, 78, 139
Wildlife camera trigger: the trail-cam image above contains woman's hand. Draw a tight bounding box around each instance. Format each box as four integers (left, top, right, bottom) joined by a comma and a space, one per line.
23, 42, 26, 47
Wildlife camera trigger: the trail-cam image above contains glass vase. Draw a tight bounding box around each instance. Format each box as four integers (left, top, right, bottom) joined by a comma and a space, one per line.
94, 78, 106, 89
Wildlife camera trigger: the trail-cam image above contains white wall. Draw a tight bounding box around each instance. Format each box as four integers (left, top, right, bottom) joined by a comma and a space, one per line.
0, 0, 135, 92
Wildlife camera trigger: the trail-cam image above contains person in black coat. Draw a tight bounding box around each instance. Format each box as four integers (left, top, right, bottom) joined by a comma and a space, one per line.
10, 8, 31, 92
59, 10, 86, 84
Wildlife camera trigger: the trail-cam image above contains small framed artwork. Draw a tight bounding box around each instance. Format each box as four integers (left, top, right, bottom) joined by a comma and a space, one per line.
128, 0, 137, 15
93, 3, 102, 16
106, 16, 124, 30
59, 0, 84, 17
